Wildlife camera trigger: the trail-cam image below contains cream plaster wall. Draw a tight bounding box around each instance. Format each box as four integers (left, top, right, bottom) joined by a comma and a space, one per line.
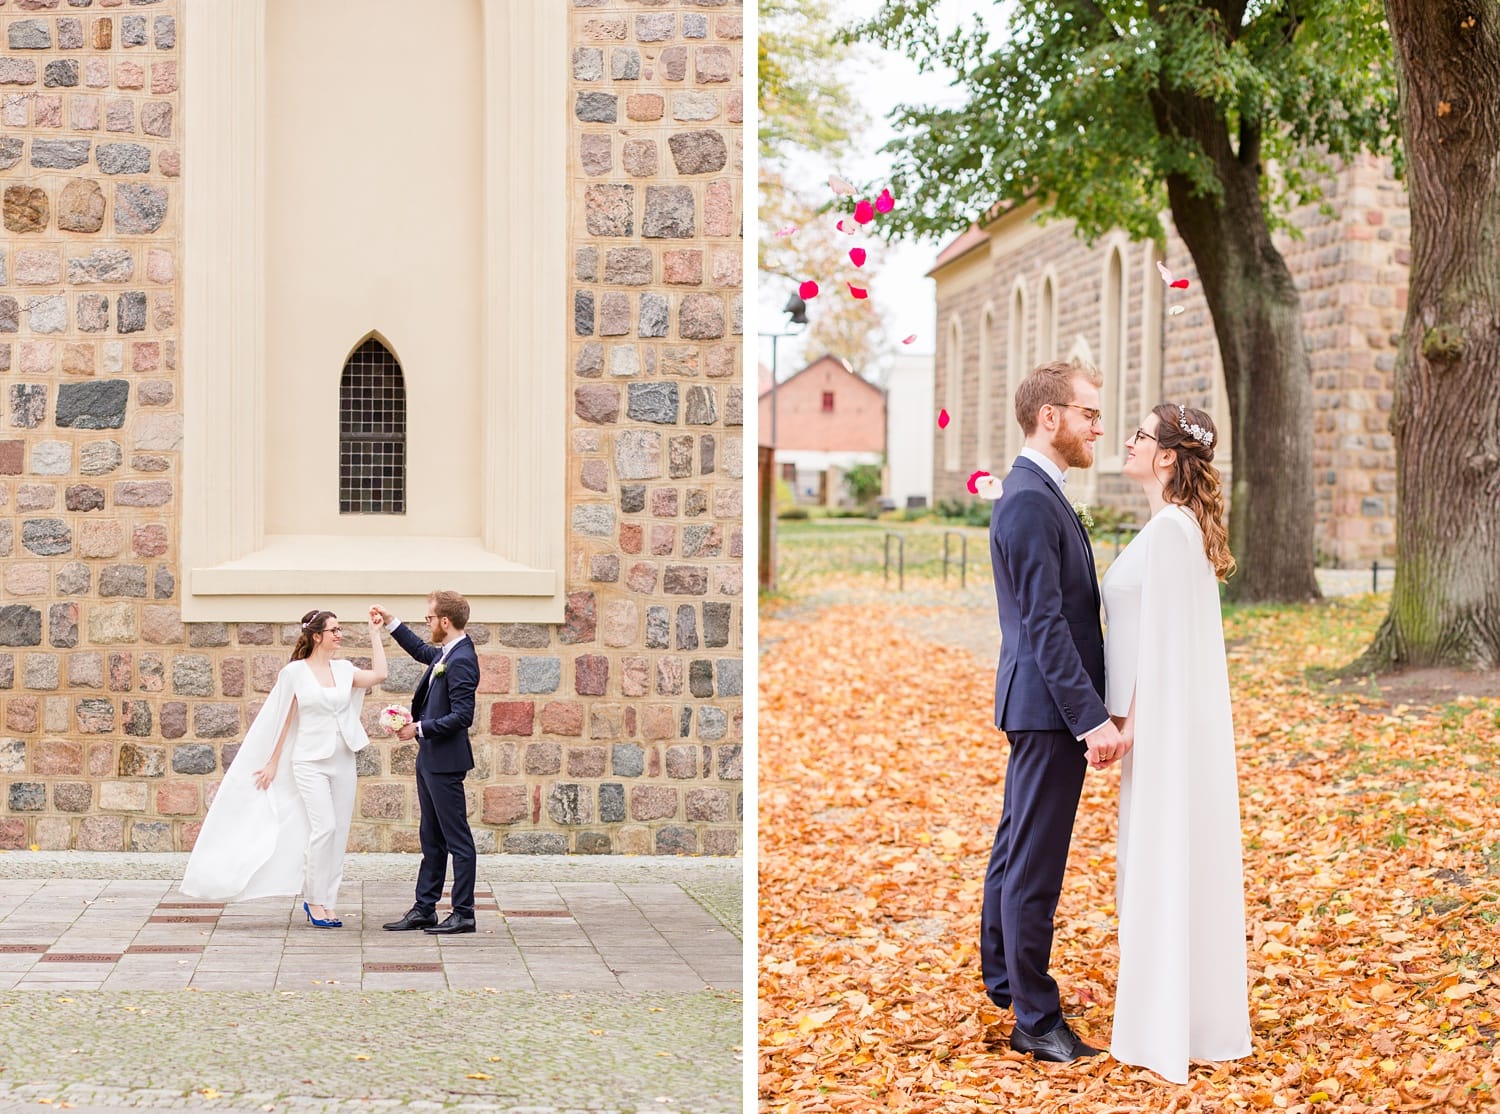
263, 0, 484, 539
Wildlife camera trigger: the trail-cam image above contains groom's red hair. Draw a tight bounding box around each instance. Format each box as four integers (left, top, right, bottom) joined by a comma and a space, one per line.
1015, 359, 1103, 435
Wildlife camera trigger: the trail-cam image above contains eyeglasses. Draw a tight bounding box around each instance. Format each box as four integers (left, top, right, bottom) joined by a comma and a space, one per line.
1058, 403, 1103, 426
1127, 428, 1158, 445
321, 626, 343, 635
424, 614, 440, 623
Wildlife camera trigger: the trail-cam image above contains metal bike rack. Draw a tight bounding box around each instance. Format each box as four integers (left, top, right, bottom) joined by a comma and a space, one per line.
883, 532, 904, 591
942, 531, 968, 588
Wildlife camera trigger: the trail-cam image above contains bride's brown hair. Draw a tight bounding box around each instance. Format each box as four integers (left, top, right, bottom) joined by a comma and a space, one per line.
1150, 404, 1236, 581
291, 609, 336, 661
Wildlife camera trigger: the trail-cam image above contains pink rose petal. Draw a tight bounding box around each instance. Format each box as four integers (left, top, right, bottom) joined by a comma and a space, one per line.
854, 199, 875, 224
847, 283, 868, 299
798, 280, 819, 300
1168, 304, 1185, 316
1156, 260, 1174, 285
967, 469, 990, 495
829, 174, 855, 196
875, 188, 895, 214
775, 225, 798, 239
835, 219, 857, 236
937, 409, 950, 429
975, 475, 1004, 500
901, 334, 917, 345
849, 247, 867, 267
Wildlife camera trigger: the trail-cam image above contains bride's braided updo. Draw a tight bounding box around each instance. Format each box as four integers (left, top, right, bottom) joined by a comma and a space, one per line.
1150, 403, 1236, 581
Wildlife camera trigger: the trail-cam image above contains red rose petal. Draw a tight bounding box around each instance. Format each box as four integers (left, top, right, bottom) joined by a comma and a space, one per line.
798, 280, 819, 300
854, 199, 875, 224
849, 248, 867, 267
847, 283, 868, 299
875, 188, 895, 214
1170, 278, 1189, 289
901, 334, 917, 345
937, 409, 950, 429
967, 469, 991, 495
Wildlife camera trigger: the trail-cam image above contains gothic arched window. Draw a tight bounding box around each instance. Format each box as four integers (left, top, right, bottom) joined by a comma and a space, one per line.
339, 336, 407, 514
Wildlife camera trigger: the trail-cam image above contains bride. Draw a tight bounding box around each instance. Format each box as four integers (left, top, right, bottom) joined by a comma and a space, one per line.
1100, 404, 1252, 1083
181, 609, 388, 926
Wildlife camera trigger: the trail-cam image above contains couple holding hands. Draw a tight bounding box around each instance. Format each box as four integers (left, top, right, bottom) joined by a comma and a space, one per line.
181, 591, 481, 937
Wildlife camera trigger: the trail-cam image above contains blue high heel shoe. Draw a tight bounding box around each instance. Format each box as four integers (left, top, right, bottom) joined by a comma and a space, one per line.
304, 901, 342, 928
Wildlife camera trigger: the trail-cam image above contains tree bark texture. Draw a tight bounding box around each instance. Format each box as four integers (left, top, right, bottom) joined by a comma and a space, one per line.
1367, 0, 1500, 668
1151, 93, 1323, 602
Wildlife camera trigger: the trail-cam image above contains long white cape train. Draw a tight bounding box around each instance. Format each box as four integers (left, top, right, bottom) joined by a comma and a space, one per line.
179, 660, 366, 902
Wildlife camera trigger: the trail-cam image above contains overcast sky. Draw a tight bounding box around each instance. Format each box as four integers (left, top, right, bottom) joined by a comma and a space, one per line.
757, 1, 1006, 381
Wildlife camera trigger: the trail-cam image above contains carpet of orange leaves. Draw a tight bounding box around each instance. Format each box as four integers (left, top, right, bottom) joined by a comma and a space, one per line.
758, 586, 1500, 1112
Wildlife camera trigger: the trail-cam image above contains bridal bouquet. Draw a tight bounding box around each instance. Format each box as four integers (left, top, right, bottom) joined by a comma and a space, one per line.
379, 704, 412, 733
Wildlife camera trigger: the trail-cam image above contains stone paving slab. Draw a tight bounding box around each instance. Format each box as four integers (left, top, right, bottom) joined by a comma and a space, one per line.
0, 854, 744, 1112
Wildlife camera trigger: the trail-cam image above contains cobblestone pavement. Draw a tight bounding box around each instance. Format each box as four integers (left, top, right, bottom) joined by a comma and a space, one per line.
0, 854, 743, 1113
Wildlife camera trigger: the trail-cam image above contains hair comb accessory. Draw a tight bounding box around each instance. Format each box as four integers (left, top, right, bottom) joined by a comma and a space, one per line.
1178, 404, 1215, 448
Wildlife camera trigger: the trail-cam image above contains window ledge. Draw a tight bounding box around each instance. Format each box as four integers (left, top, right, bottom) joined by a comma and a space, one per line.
186, 535, 557, 622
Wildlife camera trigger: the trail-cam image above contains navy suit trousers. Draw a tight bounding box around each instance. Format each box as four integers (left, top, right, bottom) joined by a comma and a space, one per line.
980, 729, 1088, 1036
413, 760, 476, 918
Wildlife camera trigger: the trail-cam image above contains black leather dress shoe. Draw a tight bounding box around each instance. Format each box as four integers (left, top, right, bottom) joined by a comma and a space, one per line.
382, 907, 437, 932
1008, 1022, 1102, 1063
423, 912, 476, 935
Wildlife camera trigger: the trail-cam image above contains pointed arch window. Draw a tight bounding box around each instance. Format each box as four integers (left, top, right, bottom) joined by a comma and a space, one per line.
976, 306, 995, 472
1006, 282, 1028, 464
943, 317, 963, 473
339, 336, 407, 514
1038, 273, 1057, 362
1101, 245, 1128, 467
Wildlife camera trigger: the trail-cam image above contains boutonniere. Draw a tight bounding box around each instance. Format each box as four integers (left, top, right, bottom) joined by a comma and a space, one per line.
433, 663, 447, 677
1071, 500, 1095, 531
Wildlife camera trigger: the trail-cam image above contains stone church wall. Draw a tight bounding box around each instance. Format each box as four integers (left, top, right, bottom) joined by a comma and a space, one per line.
935, 155, 1408, 567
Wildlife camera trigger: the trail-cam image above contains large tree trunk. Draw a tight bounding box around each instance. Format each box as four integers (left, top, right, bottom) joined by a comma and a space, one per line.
1153, 101, 1322, 602
1363, 0, 1500, 668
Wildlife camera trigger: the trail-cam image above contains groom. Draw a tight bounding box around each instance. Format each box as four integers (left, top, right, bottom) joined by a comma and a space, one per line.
983, 359, 1128, 1062
373, 592, 479, 936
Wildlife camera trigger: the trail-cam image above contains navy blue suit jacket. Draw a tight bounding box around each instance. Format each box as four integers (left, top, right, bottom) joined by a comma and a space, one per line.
393, 624, 477, 775
989, 456, 1109, 736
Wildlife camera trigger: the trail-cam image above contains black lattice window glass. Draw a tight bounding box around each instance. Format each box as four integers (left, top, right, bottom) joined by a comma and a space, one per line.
339, 337, 407, 514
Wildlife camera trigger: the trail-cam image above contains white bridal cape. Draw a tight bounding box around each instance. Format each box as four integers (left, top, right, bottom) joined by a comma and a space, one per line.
180, 660, 368, 902
1100, 504, 1252, 1083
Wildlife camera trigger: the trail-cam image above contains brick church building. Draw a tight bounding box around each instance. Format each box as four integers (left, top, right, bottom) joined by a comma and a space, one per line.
930, 154, 1405, 566
0, 0, 743, 854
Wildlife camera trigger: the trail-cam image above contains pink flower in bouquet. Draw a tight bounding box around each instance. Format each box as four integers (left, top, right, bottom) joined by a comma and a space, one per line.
379, 704, 412, 733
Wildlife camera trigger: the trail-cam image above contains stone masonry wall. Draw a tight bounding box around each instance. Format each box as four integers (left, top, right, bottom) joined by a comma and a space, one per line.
937, 159, 1408, 566
0, 0, 745, 856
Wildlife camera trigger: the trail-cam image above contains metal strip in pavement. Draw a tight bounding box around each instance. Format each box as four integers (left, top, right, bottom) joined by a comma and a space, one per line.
148, 915, 219, 923
40, 953, 121, 963
363, 962, 443, 973
126, 945, 205, 954
501, 910, 572, 917
0, 943, 50, 953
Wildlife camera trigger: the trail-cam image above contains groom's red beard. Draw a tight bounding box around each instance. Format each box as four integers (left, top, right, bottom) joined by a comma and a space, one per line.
1054, 423, 1095, 469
